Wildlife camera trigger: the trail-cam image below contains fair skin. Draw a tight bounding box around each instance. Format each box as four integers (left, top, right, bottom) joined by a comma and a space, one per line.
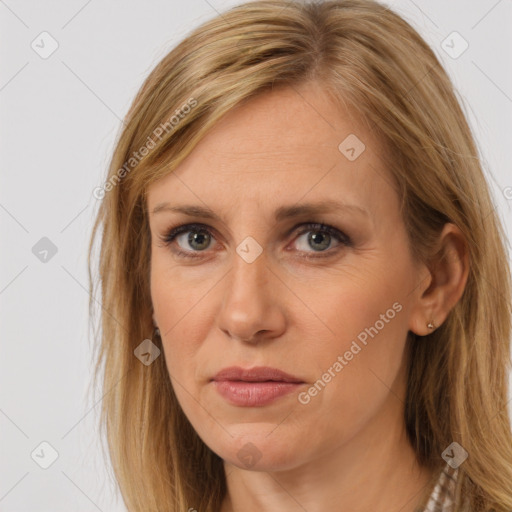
147, 81, 469, 512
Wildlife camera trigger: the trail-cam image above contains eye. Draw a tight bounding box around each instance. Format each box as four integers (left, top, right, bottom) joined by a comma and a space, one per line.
158, 222, 352, 259
160, 223, 215, 258
292, 223, 351, 258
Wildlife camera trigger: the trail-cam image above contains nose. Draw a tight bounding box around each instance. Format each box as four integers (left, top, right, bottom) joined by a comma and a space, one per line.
217, 248, 286, 344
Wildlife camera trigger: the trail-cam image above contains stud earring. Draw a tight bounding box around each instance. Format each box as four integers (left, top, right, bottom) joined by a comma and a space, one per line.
427, 320, 437, 330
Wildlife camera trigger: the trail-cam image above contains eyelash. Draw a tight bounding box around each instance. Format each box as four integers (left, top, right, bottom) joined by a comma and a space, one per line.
158, 222, 352, 260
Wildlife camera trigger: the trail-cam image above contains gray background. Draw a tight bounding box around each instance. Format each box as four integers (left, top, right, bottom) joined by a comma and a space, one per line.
1, 0, 511, 510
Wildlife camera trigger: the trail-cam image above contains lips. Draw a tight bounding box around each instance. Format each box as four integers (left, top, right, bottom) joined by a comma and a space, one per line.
211, 366, 304, 383
211, 366, 305, 407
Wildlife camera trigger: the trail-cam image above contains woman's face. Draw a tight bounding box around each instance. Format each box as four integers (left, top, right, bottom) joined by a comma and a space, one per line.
147, 81, 429, 471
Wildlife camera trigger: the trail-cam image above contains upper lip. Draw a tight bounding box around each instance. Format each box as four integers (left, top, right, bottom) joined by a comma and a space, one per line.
212, 366, 304, 383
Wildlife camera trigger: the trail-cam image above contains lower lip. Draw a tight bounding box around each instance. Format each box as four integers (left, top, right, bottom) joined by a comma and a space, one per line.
212, 380, 304, 407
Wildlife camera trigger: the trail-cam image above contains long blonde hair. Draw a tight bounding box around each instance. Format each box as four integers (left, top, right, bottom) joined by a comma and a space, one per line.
88, 1, 512, 510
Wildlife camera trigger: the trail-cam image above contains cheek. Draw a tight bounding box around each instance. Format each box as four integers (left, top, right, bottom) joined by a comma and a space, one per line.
303, 270, 410, 400
150, 260, 208, 375
293, 292, 408, 452
151, 250, 213, 318
317, 264, 408, 352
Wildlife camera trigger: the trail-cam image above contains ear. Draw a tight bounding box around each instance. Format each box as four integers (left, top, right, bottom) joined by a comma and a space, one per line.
408, 223, 469, 336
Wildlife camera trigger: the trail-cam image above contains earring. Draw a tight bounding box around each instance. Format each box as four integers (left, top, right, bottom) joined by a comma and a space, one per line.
427, 320, 437, 330
153, 325, 160, 339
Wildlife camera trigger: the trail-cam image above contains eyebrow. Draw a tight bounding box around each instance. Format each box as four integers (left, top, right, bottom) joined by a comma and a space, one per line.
151, 200, 369, 222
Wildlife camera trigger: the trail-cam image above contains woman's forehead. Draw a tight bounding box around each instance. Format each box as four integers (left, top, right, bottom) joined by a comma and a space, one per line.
147, 83, 395, 215
195, 82, 371, 153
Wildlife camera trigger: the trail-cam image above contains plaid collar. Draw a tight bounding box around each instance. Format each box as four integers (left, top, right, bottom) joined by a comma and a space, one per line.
423, 462, 458, 511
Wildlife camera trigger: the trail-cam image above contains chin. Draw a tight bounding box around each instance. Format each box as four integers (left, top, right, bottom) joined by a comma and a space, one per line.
211, 429, 307, 472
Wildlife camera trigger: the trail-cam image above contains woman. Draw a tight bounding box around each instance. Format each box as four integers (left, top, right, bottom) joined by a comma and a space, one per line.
88, 1, 512, 511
